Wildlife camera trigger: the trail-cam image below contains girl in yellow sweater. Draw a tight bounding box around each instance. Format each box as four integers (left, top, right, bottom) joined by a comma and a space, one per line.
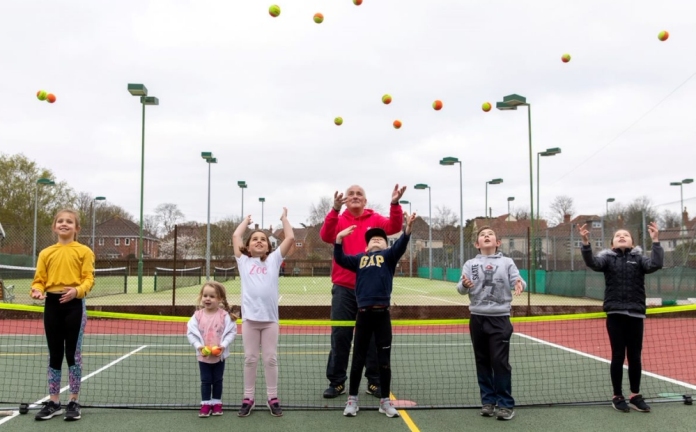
31, 209, 94, 422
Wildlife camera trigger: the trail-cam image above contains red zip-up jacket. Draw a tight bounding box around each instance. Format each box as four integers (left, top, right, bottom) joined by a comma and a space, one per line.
320, 204, 404, 290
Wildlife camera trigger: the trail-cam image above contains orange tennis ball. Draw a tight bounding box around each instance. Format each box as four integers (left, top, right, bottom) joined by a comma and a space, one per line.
382, 94, 392, 104
482, 102, 491, 112
334, 117, 343, 126
269, 5, 280, 17
561, 53, 571, 63
393, 120, 402, 129
432, 100, 443, 110
37, 90, 47, 101
353, 0, 363, 5
211, 346, 222, 356
658, 30, 669, 41
313, 13, 323, 23
46, 94, 56, 103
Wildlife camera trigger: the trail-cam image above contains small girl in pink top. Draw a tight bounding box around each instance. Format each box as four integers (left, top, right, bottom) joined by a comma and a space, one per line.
187, 281, 237, 417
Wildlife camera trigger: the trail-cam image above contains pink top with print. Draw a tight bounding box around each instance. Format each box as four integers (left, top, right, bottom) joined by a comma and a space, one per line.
195, 308, 227, 364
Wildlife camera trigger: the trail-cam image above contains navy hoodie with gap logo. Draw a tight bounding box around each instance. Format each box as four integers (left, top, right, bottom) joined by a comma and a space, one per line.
333, 230, 410, 308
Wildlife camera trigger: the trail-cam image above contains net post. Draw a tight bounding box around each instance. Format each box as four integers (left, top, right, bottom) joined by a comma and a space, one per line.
172, 224, 178, 312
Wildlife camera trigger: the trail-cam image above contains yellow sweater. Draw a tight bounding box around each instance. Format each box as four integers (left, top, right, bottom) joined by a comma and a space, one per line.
31, 242, 95, 299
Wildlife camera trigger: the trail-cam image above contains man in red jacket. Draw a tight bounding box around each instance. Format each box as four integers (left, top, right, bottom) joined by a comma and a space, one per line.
320, 184, 406, 398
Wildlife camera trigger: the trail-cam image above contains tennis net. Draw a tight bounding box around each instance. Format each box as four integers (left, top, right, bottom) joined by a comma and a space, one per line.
0, 264, 128, 298
213, 266, 237, 282
154, 267, 202, 292
0, 303, 694, 411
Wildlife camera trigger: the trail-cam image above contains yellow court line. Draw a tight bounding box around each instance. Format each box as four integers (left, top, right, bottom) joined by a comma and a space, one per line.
390, 392, 420, 432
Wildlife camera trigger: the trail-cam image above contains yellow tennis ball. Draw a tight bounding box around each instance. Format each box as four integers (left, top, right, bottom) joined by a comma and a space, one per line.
201, 346, 211, 356
482, 102, 491, 112
658, 30, 669, 41
334, 117, 343, 126
382, 94, 392, 104
269, 5, 280, 17
37, 90, 47, 101
313, 13, 323, 24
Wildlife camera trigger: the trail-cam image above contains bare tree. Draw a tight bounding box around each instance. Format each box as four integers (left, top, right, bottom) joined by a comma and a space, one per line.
307, 196, 333, 226
155, 203, 185, 235
370, 203, 386, 215
143, 215, 159, 237
659, 209, 681, 229
511, 206, 530, 221
548, 196, 575, 226
432, 205, 458, 229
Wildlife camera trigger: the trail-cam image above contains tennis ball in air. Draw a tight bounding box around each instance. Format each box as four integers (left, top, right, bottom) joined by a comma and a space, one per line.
201, 346, 211, 356
269, 5, 280, 17
658, 30, 669, 41
211, 346, 222, 356
432, 100, 443, 110
46, 94, 56, 103
382, 94, 392, 104
393, 120, 402, 129
313, 13, 323, 24
482, 102, 491, 112
561, 53, 571, 63
334, 117, 343, 126
353, 0, 363, 5
37, 90, 47, 101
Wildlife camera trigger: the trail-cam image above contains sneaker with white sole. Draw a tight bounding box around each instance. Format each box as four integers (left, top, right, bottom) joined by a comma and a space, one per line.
35, 401, 63, 421
629, 394, 651, 412
379, 398, 399, 418
343, 396, 359, 417
63, 400, 81, 421
612, 395, 630, 413
496, 407, 515, 420
238, 399, 254, 417
480, 404, 496, 417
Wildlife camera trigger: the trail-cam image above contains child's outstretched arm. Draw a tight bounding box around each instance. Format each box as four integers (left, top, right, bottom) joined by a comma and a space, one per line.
334, 225, 360, 271
641, 222, 663, 273
578, 223, 607, 271
278, 207, 295, 258
232, 215, 252, 258
506, 260, 526, 296
386, 212, 416, 263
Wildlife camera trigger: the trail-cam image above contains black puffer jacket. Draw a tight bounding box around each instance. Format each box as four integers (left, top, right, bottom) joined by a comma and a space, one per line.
581, 244, 663, 314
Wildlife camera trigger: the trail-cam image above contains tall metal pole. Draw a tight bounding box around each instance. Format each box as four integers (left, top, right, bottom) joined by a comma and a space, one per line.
241, 188, 245, 219
206, 161, 212, 281
32, 184, 39, 267
91, 201, 96, 252
536, 152, 541, 222
428, 187, 433, 280
527, 105, 536, 291
261, 201, 265, 230
680, 183, 684, 234
456, 161, 463, 268
407, 202, 412, 277
485, 182, 488, 220
137, 101, 146, 293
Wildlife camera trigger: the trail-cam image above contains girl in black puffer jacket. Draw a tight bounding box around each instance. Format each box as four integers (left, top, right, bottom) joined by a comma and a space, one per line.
578, 222, 663, 414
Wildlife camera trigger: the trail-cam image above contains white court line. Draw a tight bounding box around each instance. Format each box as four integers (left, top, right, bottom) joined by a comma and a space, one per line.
516, 332, 696, 391
419, 295, 468, 305
393, 284, 429, 294
0, 411, 19, 425
1, 345, 148, 426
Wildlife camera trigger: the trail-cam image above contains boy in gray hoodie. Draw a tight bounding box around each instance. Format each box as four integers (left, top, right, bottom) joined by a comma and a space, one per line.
457, 226, 525, 421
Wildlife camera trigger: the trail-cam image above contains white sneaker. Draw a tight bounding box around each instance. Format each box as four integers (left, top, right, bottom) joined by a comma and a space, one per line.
379, 398, 400, 418
343, 396, 359, 417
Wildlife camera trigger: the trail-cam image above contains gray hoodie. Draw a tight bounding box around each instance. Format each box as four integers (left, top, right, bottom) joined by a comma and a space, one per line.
456, 252, 527, 316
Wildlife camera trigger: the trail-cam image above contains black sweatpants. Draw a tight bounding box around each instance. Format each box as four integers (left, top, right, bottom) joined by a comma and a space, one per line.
469, 314, 514, 408
606, 313, 644, 396
44, 293, 87, 395
348, 307, 392, 398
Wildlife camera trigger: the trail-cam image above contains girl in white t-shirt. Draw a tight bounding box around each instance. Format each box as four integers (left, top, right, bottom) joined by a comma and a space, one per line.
233, 208, 295, 417
186, 281, 237, 417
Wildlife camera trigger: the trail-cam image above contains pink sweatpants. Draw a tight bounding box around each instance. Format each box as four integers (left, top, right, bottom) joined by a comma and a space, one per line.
242, 320, 279, 400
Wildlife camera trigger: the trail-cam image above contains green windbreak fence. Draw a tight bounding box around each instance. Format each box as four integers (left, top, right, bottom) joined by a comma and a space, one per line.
420, 267, 696, 300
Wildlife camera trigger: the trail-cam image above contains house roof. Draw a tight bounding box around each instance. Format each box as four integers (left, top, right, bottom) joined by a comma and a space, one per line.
87, 217, 158, 240
472, 216, 549, 239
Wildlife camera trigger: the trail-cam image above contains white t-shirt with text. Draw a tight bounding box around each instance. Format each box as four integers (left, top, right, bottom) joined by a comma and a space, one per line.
236, 248, 283, 323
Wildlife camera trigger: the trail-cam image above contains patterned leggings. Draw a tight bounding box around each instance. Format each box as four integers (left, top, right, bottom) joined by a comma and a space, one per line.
44, 294, 87, 395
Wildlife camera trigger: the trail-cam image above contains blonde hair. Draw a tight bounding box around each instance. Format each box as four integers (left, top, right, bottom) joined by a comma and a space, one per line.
196, 281, 239, 319
52, 209, 82, 241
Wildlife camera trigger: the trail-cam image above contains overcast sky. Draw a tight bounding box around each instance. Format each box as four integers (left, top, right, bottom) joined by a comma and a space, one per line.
2, 0, 695, 228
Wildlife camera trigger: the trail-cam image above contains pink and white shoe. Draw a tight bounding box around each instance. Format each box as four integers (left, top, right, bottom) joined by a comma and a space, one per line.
199, 404, 212, 417
212, 404, 223, 416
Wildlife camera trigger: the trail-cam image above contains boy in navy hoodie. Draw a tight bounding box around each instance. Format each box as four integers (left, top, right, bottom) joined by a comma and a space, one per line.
333, 212, 416, 418
458, 226, 525, 421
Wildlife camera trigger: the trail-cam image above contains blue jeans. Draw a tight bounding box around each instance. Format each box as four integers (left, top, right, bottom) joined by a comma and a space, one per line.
199, 360, 225, 401
326, 284, 379, 387
470, 315, 514, 409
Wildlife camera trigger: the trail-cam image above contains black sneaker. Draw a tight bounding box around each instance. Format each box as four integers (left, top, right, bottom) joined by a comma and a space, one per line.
64, 400, 81, 421
35, 401, 63, 421
238, 399, 254, 417
629, 394, 651, 412
612, 395, 630, 413
267, 398, 283, 417
323, 384, 346, 399
366, 383, 382, 398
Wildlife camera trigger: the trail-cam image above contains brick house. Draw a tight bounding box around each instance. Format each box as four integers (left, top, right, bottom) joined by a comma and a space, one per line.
471, 215, 549, 269
80, 217, 159, 260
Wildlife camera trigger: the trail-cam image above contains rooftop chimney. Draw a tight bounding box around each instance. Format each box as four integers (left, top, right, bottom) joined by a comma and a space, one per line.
563, 214, 571, 224
254, 223, 259, 230
683, 207, 689, 226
